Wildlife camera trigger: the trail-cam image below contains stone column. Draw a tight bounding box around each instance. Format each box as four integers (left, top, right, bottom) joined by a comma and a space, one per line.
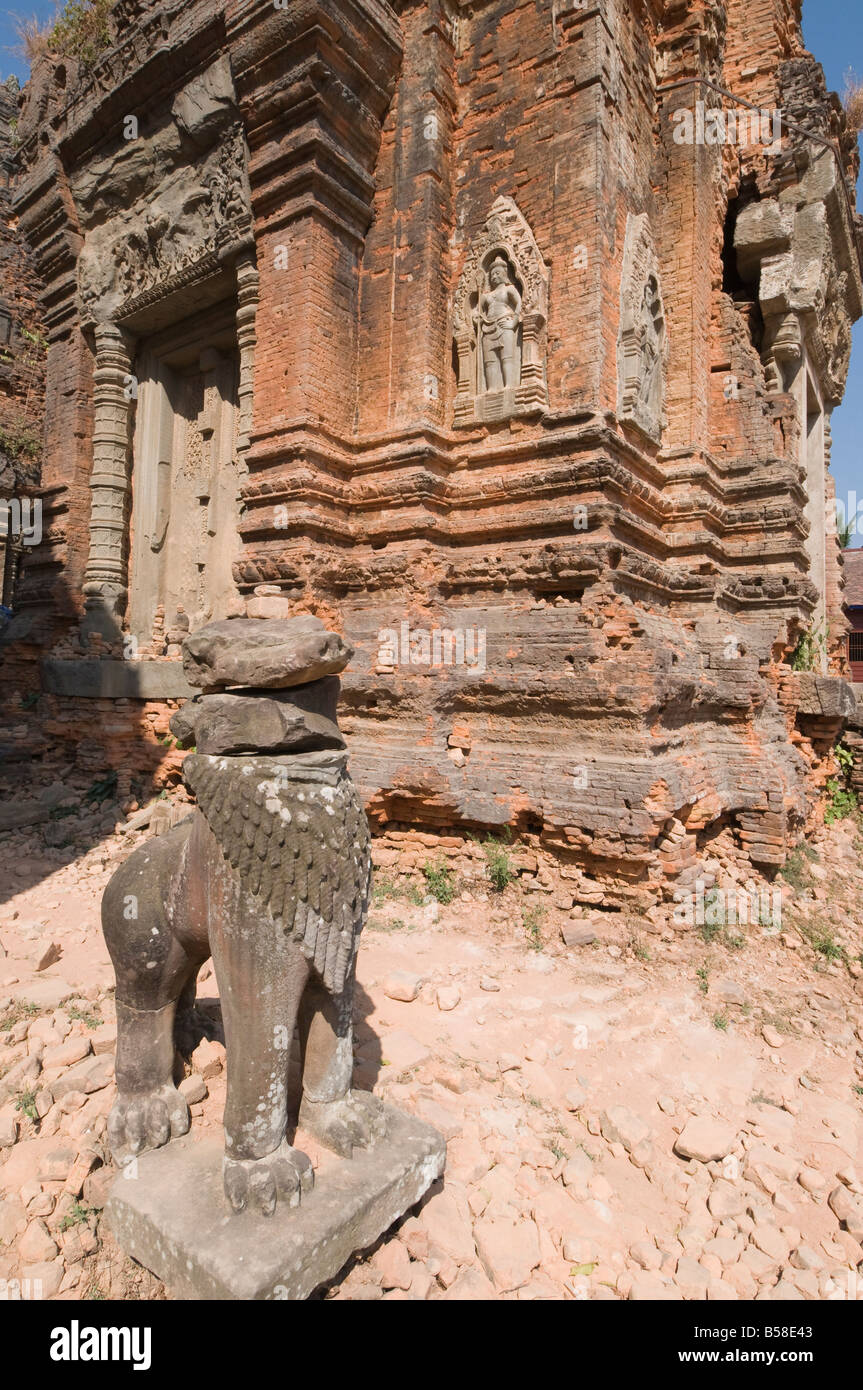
82, 322, 134, 641
235, 251, 259, 478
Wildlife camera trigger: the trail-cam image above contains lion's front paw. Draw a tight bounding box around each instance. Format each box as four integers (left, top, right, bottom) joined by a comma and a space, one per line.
107, 1084, 190, 1167
299, 1090, 387, 1158
223, 1139, 314, 1217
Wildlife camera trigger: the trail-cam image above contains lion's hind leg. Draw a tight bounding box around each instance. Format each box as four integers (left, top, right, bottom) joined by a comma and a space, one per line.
102, 819, 205, 1166
297, 968, 387, 1158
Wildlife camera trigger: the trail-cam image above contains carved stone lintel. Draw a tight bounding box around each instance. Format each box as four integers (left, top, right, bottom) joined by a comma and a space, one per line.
453, 197, 548, 427
78, 120, 252, 328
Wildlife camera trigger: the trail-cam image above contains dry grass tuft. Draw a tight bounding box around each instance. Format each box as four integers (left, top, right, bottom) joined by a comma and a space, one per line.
842, 69, 863, 135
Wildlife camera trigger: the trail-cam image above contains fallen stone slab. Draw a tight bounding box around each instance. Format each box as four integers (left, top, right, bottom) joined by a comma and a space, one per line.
182, 617, 353, 690
0, 783, 67, 832
106, 1103, 444, 1300
41, 659, 198, 699
11, 979, 73, 1011
379, 1030, 431, 1074
560, 923, 597, 948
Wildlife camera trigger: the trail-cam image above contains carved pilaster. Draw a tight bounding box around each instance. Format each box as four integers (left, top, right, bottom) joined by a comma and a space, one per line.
82, 323, 134, 638
235, 252, 260, 475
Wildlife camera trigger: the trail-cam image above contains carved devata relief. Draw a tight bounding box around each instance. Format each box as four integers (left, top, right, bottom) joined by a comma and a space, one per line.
453, 196, 549, 425
617, 213, 667, 441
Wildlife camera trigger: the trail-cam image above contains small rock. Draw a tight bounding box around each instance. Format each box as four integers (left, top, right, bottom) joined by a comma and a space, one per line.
707, 1179, 744, 1219
420, 1188, 475, 1265
42, 1036, 91, 1070
474, 1216, 541, 1293
435, 986, 460, 1012
762, 1024, 784, 1049
673, 1116, 738, 1163
52, 1053, 113, 1100
751, 1223, 789, 1262
562, 1235, 596, 1265
190, 1038, 225, 1079
789, 1244, 821, 1271
675, 1255, 709, 1297
630, 1239, 662, 1271
828, 1184, 863, 1240
715, 979, 746, 1005
560, 923, 597, 948
19, 1217, 59, 1264
371, 1239, 413, 1291
33, 942, 62, 973
797, 1166, 826, 1194
179, 1074, 207, 1105
441, 1267, 497, 1300
629, 1273, 678, 1300
600, 1105, 650, 1154
90, 1023, 117, 1056
383, 971, 423, 1003
18, 1260, 63, 1299
564, 1086, 587, 1111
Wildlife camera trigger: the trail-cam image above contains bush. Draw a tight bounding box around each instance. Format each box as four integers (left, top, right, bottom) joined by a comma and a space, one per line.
790, 623, 826, 672
50, 0, 114, 69
422, 858, 455, 904
17, 0, 114, 71
480, 832, 514, 893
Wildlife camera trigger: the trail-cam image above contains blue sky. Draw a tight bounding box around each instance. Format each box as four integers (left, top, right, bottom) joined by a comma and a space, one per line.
801, 2, 862, 537
0, 2, 859, 525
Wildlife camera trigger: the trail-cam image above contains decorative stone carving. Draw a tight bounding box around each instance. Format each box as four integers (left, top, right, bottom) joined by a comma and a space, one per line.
101, 618, 444, 1241
81, 323, 134, 640
733, 149, 862, 405
79, 122, 251, 323
453, 196, 548, 425
617, 213, 667, 440
129, 343, 243, 642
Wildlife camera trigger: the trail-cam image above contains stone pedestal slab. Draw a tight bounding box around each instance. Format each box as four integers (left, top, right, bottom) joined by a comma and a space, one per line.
105, 1105, 445, 1300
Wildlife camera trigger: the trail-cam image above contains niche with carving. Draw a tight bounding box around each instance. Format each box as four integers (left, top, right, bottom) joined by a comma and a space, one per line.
617, 213, 667, 441
453, 196, 548, 426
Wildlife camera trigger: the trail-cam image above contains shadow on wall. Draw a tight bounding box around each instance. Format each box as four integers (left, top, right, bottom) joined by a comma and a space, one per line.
0, 577, 190, 909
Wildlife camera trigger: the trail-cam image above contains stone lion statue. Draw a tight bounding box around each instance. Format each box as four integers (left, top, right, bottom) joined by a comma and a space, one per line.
101, 617, 386, 1215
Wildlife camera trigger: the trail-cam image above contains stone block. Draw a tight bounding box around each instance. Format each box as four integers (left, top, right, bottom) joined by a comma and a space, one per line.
40, 659, 199, 699
182, 618, 353, 690
169, 679, 344, 754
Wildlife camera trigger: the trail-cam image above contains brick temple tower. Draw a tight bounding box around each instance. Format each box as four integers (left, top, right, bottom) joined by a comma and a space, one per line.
2, 0, 861, 907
